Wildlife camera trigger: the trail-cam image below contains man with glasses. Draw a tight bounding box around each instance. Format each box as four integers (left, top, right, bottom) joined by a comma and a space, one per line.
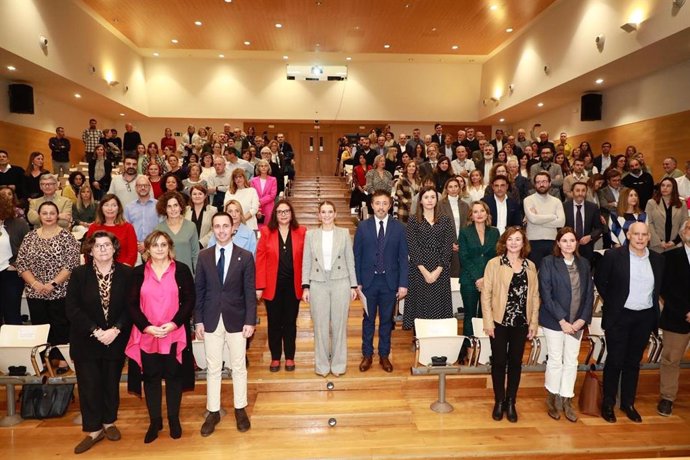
27, 174, 72, 228
124, 176, 160, 259
108, 155, 144, 207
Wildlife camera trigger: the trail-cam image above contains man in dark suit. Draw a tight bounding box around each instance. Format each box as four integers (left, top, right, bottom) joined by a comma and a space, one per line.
354, 190, 409, 373
430, 123, 445, 146
657, 218, 690, 417
195, 212, 256, 436
593, 141, 614, 173
594, 222, 664, 424
489, 129, 506, 155
563, 182, 605, 262
482, 175, 522, 234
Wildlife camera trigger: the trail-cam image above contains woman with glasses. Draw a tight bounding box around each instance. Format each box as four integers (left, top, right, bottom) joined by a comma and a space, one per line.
256, 200, 306, 372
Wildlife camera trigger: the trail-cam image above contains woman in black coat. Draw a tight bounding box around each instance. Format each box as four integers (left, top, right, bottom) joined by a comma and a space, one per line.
88, 144, 113, 200
125, 230, 195, 443
65, 231, 133, 454
538, 227, 593, 423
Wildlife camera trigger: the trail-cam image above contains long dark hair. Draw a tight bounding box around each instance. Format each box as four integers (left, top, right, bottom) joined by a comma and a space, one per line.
414, 185, 439, 222
267, 199, 300, 231
652, 178, 682, 208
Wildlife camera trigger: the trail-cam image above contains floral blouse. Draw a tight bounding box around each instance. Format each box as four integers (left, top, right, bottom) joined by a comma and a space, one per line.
500, 255, 529, 327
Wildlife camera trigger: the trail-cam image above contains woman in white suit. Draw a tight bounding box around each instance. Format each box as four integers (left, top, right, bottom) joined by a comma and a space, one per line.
302, 201, 358, 377
185, 184, 217, 248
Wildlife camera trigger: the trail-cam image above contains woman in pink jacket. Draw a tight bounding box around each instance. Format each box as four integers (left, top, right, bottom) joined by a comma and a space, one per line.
251, 159, 278, 228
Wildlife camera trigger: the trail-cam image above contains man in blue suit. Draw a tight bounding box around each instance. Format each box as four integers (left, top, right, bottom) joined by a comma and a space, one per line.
482, 175, 523, 235
354, 190, 409, 372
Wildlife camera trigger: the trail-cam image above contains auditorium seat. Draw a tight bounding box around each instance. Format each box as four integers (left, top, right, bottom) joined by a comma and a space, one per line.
0, 324, 51, 376
469, 317, 491, 366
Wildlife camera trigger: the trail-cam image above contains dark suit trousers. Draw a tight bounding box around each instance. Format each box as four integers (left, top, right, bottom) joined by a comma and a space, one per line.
362, 274, 397, 358
603, 307, 655, 407
490, 322, 528, 402
0, 269, 24, 325
28, 298, 69, 360
528, 240, 553, 269
460, 283, 481, 337
265, 280, 300, 360
141, 345, 183, 421
75, 357, 125, 432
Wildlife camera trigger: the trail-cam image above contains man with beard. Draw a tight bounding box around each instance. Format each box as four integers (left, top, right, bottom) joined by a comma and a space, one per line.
529, 147, 563, 198
622, 158, 655, 209
523, 171, 565, 267
108, 155, 145, 207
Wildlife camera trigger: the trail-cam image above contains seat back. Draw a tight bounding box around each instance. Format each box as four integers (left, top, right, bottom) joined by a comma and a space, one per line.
415, 318, 458, 338
471, 317, 492, 365
0, 324, 51, 375
416, 336, 465, 366
450, 278, 464, 312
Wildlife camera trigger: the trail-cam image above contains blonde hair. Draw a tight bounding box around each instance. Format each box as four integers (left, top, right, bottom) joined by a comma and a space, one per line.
224, 199, 247, 224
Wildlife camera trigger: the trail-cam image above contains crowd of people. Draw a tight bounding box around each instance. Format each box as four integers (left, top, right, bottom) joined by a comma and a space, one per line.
0, 120, 689, 453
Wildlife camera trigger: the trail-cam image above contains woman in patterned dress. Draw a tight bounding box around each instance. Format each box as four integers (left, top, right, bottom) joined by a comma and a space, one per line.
395, 160, 420, 224
481, 226, 540, 423
16, 201, 81, 372
403, 185, 456, 330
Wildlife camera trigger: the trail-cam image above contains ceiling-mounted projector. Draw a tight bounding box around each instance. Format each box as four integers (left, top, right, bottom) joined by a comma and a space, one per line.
286, 65, 348, 81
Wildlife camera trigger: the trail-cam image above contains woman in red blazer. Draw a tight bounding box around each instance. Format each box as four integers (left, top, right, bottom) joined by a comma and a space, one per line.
255, 199, 306, 372
250, 159, 278, 228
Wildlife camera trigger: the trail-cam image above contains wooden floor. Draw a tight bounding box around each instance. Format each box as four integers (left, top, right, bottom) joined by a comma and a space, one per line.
2, 176, 690, 459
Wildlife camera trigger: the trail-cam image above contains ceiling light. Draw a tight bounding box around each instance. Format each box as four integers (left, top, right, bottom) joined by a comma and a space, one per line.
171, 39, 178, 44
219, 54, 225, 58
490, 5, 498, 10
595, 78, 604, 84
537, 102, 544, 107
275, 23, 283, 28
431, 27, 437, 32
194, 21, 202, 26
6, 65, 16, 71
499, 118, 505, 122
153, 52, 159, 56
243, 41, 251, 45
224, 0, 232, 3
383, 44, 391, 49
451, 45, 459, 50
282, 55, 289, 60
345, 56, 352, 61
119, 113, 125, 116
74, 93, 81, 98
506, 28, 513, 33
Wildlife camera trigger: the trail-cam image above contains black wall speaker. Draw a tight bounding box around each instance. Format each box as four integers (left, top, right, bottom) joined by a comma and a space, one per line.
9, 84, 35, 114
581, 93, 602, 121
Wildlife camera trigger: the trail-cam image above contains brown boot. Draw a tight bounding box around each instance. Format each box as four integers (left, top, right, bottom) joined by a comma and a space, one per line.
562, 397, 578, 422
546, 391, 561, 420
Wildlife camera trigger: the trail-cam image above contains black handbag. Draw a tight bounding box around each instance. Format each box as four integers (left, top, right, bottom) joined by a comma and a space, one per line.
20, 383, 74, 419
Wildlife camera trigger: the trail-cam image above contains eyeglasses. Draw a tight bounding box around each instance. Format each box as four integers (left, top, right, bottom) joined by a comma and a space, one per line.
94, 243, 113, 250
276, 209, 291, 215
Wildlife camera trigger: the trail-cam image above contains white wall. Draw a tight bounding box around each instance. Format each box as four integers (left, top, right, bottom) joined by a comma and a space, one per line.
509, 58, 690, 138
479, 0, 690, 118
143, 58, 482, 122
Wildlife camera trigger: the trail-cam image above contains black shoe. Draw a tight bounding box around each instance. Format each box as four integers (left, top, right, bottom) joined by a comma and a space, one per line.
235, 408, 251, 432
505, 399, 518, 423
200, 411, 221, 437
621, 405, 642, 423
169, 417, 182, 439
144, 418, 163, 443
492, 401, 504, 421
601, 404, 617, 423
657, 399, 673, 417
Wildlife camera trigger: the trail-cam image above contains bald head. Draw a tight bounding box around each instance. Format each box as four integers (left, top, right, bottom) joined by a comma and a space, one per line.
627, 222, 650, 253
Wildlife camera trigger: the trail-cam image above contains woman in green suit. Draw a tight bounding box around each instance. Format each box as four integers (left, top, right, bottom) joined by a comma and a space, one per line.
458, 201, 500, 344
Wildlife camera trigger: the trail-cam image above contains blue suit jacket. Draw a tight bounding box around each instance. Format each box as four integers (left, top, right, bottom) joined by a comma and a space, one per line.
482, 194, 523, 228
353, 217, 409, 291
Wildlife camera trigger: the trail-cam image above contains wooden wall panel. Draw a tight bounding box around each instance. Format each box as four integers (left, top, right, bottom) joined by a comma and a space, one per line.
567, 109, 690, 177
0, 121, 82, 172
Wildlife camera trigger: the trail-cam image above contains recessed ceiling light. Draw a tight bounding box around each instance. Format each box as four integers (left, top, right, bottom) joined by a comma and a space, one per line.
6, 65, 16, 71
74, 93, 82, 98
346, 56, 352, 61
316, 43, 320, 47
224, 0, 232, 2
537, 102, 544, 107
243, 41, 251, 45
431, 27, 437, 32
194, 20, 202, 26
595, 78, 604, 84
275, 23, 283, 28
153, 52, 159, 56
171, 39, 178, 44
451, 45, 459, 50
384, 44, 391, 49
506, 28, 514, 33
119, 113, 125, 116
499, 118, 505, 122
282, 55, 289, 60
219, 54, 225, 58
490, 5, 498, 11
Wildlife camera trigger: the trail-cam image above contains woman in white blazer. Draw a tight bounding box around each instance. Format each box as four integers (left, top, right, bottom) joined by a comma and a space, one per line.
301, 201, 358, 377
645, 177, 688, 253
185, 184, 217, 248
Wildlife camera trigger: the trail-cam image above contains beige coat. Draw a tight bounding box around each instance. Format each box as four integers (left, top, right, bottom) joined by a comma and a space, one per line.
480, 256, 540, 332
645, 199, 688, 253
302, 227, 357, 286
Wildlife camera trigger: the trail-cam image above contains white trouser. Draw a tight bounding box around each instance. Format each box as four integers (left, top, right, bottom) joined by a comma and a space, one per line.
543, 327, 582, 398
204, 319, 247, 411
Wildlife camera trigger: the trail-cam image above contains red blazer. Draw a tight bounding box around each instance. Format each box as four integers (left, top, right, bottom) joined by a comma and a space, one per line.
255, 225, 306, 301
